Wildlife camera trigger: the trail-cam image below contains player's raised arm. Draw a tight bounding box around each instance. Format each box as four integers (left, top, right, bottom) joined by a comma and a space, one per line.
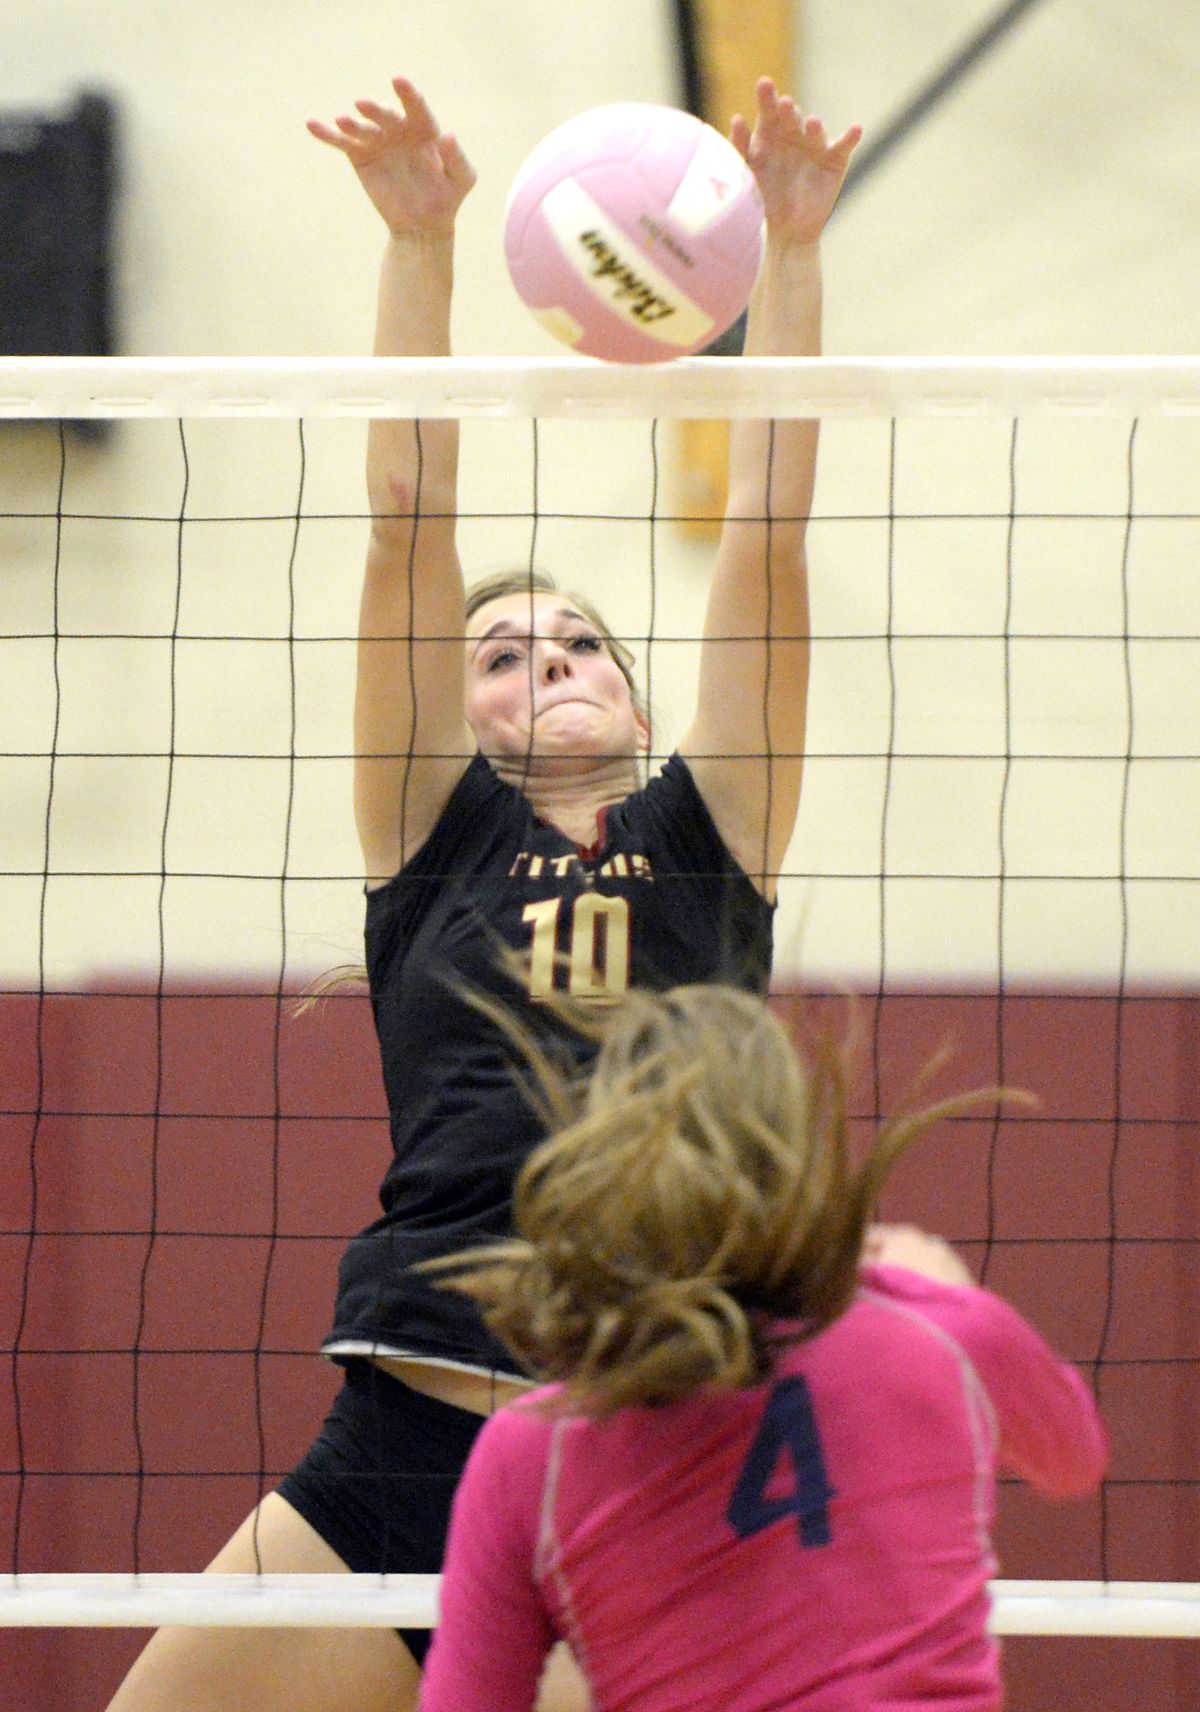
680, 79, 860, 899
309, 76, 478, 885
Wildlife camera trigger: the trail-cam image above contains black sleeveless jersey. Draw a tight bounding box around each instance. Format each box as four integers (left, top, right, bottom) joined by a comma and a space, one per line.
324, 751, 774, 1376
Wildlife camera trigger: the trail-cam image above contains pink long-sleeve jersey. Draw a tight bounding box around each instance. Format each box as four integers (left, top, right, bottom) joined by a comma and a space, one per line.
420, 1264, 1107, 1712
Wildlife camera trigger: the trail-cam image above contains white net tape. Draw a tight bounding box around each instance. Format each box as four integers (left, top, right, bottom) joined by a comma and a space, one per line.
3, 356, 1198, 1644
2, 354, 1200, 420
0, 1575, 1197, 1636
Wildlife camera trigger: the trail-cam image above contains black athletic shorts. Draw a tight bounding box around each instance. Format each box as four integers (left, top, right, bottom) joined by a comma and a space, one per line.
277, 1360, 487, 1666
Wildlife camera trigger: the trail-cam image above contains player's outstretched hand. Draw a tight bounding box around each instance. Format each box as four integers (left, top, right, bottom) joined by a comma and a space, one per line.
863, 1223, 977, 1288
308, 75, 476, 238
729, 76, 860, 244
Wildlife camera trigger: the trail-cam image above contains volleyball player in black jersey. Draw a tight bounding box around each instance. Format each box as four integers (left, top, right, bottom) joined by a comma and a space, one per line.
105, 71, 859, 1712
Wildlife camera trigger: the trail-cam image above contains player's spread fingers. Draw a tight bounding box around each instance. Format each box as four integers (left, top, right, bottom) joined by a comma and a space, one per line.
354, 99, 401, 130
390, 77, 439, 136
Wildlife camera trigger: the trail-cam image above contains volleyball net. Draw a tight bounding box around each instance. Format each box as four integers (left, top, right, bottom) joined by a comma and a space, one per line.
1, 356, 1199, 1667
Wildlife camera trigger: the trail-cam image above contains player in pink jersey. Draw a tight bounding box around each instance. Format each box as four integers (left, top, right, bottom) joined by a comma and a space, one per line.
420, 985, 1106, 1712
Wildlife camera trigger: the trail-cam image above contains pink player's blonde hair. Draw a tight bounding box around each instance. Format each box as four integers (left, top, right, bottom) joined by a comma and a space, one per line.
426, 983, 1003, 1415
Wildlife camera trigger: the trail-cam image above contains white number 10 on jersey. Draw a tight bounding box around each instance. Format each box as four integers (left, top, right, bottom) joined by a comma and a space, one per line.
522, 894, 631, 1001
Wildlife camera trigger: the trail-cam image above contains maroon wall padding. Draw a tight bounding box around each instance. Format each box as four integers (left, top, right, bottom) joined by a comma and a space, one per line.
2, 984, 1197, 1709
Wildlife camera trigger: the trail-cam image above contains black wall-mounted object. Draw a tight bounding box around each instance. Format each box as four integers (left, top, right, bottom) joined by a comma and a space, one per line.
0, 89, 119, 437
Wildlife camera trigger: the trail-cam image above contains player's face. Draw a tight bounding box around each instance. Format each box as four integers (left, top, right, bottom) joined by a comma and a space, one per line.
464, 591, 646, 760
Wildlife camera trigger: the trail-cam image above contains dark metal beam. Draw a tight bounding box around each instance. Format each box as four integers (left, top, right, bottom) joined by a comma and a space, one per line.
671, 0, 708, 117
839, 0, 1054, 205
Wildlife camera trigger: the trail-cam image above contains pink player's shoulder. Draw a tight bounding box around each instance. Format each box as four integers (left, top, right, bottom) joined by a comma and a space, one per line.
854, 1261, 1015, 1345
491, 1382, 569, 1431
858, 1260, 982, 1305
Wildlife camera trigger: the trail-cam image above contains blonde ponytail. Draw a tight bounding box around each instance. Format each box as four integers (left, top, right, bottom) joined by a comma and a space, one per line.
427, 985, 1006, 1415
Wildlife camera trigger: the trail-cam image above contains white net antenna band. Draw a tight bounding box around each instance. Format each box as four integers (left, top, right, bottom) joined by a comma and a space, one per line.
2, 354, 1200, 420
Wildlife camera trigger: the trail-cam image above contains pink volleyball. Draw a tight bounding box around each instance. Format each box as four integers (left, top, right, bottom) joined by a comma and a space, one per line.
503, 103, 764, 364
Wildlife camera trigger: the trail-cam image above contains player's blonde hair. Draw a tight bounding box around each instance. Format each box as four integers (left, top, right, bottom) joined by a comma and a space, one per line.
428, 984, 998, 1415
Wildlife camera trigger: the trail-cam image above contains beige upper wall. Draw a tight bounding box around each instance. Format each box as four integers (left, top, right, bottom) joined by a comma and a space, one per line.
8, 0, 1199, 358
8, 0, 682, 358
805, 0, 1200, 355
